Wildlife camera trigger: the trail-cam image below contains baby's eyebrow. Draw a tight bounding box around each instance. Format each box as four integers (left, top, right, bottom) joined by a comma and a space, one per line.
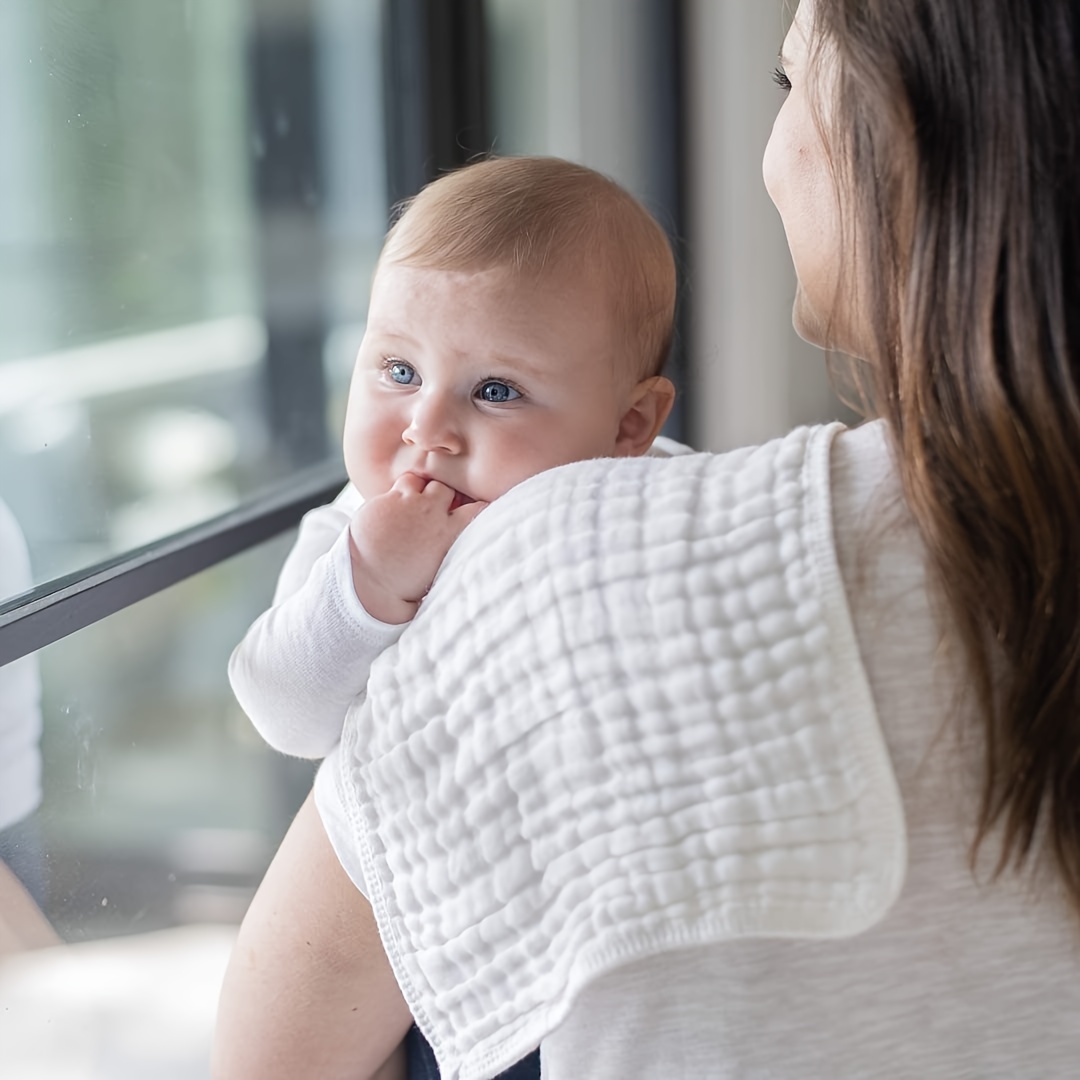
486, 351, 547, 379
369, 327, 419, 346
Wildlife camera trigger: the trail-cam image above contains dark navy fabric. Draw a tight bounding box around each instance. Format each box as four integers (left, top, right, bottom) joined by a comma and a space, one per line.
406, 1024, 541, 1080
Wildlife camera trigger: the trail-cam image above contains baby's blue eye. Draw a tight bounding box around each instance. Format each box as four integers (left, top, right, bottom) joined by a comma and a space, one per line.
477, 380, 520, 403
388, 360, 418, 385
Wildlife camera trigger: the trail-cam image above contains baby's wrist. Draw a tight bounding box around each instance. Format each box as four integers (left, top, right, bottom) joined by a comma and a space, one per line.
348, 540, 419, 625
358, 588, 418, 625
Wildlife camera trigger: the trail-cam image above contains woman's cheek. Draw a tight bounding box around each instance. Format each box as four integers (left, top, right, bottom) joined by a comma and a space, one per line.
763, 109, 816, 263
762, 113, 788, 213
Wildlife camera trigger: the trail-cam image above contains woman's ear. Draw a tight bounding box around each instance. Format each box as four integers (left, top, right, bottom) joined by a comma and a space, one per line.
614, 376, 676, 457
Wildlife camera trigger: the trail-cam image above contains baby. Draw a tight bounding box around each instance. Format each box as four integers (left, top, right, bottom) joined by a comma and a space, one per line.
213, 156, 685, 1080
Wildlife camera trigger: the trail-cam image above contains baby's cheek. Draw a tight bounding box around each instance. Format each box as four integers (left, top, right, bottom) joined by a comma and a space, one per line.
341, 421, 367, 485
491, 455, 546, 499
343, 422, 389, 499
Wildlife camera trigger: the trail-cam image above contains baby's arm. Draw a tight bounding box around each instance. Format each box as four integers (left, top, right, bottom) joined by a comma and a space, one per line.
228, 492, 400, 758
229, 476, 484, 757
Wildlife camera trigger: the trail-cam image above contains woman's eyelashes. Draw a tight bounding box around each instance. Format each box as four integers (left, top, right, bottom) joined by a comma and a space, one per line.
772, 65, 792, 92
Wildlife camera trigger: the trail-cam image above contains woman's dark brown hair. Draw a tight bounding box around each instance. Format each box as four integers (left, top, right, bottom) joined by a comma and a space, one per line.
811, 0, 1080, 912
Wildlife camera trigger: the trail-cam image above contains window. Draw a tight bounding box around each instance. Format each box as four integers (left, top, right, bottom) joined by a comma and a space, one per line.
0, 2, 688, 1075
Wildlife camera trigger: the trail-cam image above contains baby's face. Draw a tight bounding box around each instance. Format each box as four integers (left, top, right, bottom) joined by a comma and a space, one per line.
343, 262, 637, 507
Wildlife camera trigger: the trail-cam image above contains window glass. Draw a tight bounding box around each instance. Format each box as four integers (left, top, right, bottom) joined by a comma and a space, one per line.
0, 0, 384, 601
0, 532, 311, 1076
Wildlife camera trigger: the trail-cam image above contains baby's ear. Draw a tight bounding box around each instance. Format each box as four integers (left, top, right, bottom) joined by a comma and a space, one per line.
614, 375, 676, 457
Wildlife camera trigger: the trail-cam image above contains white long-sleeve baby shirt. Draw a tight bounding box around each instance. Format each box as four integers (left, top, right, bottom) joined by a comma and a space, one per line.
228, 485, 406, 761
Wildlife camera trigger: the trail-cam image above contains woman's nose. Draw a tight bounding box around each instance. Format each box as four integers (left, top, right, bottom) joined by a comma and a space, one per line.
402, 393, 464, 454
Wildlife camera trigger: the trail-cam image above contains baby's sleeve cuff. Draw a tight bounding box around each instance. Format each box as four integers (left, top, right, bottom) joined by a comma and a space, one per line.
327, 527, 410, 651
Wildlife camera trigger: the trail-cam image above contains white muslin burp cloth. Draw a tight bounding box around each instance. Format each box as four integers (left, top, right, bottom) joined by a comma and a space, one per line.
337, 423, 907, 1080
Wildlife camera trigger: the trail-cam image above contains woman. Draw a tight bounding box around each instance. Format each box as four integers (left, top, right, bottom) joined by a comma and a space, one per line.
227, 0, 1080, 1076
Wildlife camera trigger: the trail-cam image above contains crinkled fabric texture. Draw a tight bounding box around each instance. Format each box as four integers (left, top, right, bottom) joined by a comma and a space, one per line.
338, 423, 907, 1080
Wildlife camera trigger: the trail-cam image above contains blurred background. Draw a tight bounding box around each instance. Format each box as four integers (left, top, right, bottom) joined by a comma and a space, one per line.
0, 0, 847, 1075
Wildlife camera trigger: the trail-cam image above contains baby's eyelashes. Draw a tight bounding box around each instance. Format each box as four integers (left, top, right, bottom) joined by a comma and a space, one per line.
475, 380, 522, 403
383, 357, 420, 385
376, 356, 526, 404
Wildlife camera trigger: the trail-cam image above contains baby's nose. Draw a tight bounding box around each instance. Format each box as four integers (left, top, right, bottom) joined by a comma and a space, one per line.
402, 394, 464, 454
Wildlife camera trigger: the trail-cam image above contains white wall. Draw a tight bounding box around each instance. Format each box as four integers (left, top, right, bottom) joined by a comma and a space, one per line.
685, 0, 844, 451
487, 0, 671, 216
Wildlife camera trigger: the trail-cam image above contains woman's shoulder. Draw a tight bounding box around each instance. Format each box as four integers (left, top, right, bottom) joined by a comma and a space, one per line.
647, 434, 697, 458
828, 419, 921, 579
830, 419, 896, 497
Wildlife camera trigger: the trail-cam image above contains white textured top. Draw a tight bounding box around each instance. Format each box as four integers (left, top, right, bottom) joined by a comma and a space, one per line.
536, 421, 1080, 1079
0, 497, 42, 832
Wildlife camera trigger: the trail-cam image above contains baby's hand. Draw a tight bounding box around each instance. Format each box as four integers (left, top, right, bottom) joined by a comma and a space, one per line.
348, 473, 487, 624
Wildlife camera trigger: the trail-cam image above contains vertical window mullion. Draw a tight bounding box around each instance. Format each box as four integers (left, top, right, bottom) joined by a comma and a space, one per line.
382, 0, 490, 208
248, 0, 331, 469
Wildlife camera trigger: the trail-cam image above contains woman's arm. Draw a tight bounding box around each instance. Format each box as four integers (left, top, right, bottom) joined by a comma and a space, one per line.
0, 858, 60, 955
211, 792, 412, 1080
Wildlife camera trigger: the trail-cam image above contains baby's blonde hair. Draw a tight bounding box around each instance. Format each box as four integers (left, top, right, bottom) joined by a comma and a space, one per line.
378, 156, 676, 380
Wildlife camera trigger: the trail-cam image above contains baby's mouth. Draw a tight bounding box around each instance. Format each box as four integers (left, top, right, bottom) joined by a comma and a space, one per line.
409, 472, 475, 511
449, 489, 476, 512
